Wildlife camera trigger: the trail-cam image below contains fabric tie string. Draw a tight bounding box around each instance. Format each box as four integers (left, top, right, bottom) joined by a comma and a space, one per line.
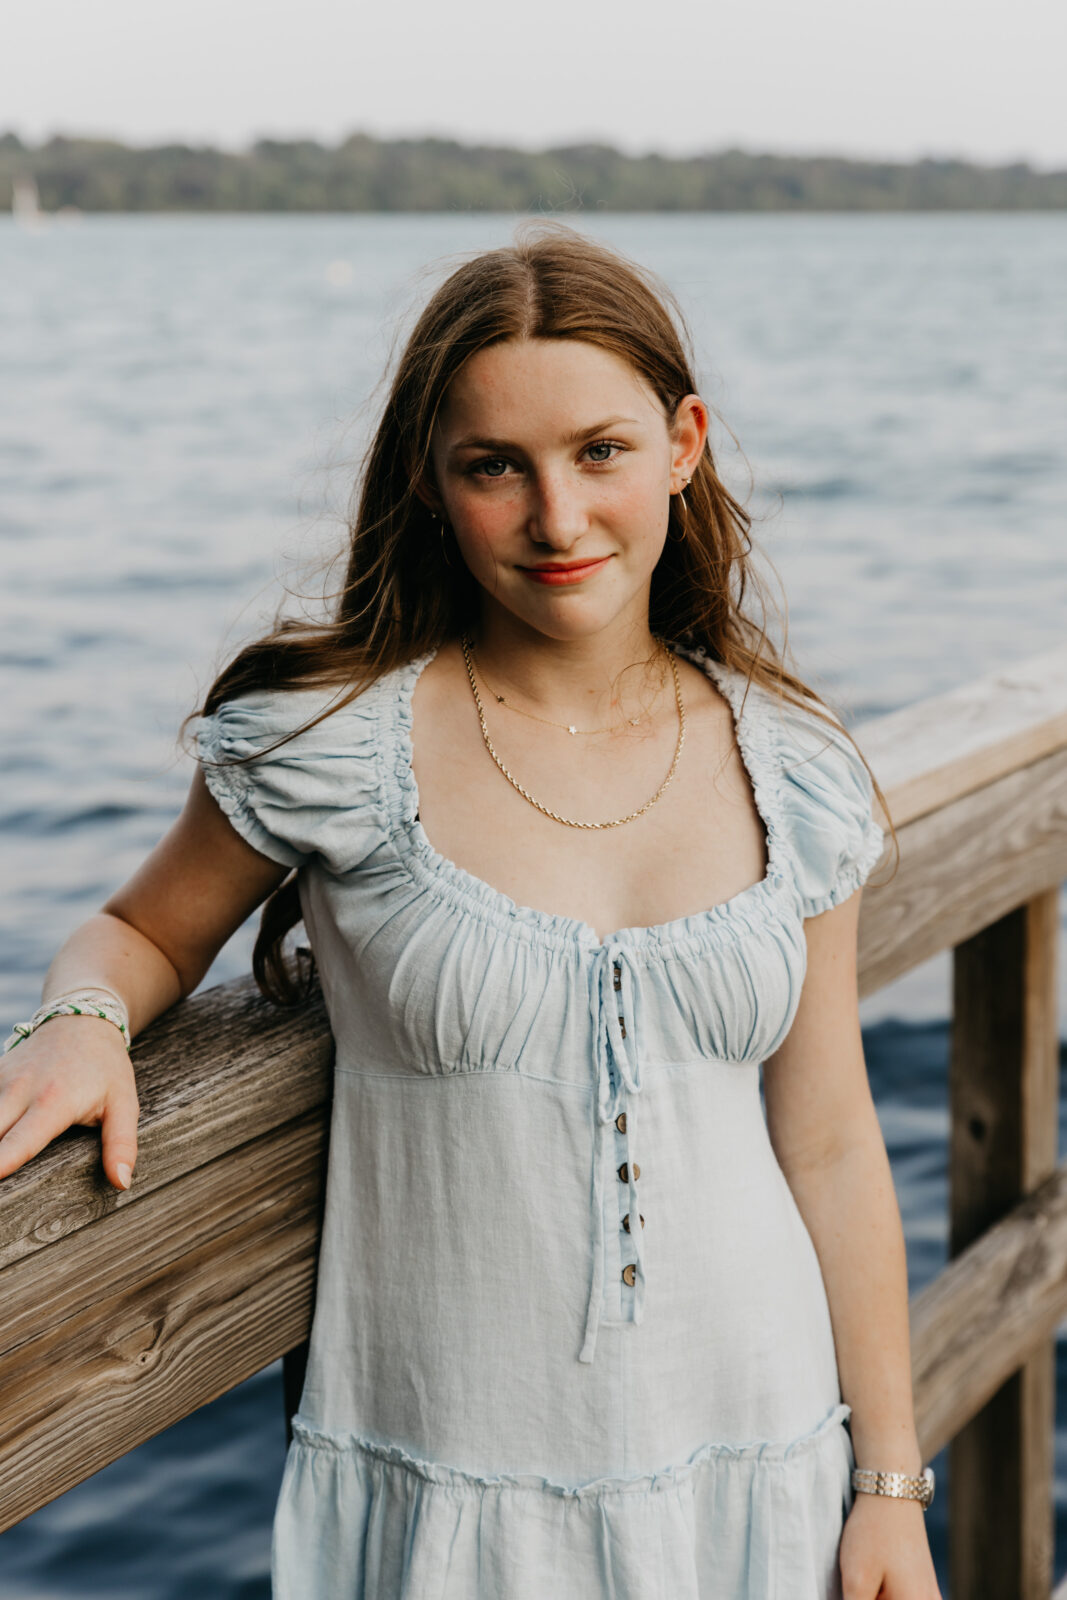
578, 943, 646, 1365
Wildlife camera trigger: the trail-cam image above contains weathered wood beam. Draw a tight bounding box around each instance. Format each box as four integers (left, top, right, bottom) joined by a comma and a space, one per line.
911, 1144, 1067, 1460
0, 1106, 327, 1530
0, 977, 333, 1531
855, 644, 1067, 829
0, 976, 332, 1272
850, 642, 1067, 992
945, 889, 1060, 1600
856, 742, 1067, 997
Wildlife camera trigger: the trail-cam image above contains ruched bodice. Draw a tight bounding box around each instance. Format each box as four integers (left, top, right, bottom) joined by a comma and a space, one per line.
196, 640, 885, 1600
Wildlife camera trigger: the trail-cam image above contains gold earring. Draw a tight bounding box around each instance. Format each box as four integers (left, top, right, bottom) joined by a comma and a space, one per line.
667, 476, 691, 543
431, 510, 453, 566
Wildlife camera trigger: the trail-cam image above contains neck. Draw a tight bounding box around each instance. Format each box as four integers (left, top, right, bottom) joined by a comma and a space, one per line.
465, 609, 666, 721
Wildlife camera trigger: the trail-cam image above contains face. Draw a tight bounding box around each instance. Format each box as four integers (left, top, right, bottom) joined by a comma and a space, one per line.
426, 337, 706, 644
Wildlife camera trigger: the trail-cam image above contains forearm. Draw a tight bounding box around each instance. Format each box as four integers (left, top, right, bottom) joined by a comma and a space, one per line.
42, 911, 185, 1039
783, 1127, 922, 1474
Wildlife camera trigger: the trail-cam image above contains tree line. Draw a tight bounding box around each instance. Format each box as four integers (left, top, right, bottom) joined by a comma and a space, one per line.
3, 131, 1065, 212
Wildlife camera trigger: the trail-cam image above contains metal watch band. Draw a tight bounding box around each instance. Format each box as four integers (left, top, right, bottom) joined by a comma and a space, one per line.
851, 1465, 935, 1509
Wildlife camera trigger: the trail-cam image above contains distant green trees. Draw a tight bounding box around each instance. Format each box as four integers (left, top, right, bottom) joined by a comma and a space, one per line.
2, 131, 1064, 212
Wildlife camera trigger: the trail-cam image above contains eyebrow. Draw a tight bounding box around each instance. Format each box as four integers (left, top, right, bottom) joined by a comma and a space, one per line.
448, 417, 643, 454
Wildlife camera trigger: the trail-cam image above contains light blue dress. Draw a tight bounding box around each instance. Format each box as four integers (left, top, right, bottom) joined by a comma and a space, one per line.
196, 639, 886, 1600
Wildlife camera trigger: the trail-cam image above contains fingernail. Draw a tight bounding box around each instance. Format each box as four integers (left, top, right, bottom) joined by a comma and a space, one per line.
116, 1162, 132, 1190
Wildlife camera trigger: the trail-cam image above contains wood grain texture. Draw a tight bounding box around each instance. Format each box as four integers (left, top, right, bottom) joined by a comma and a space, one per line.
0, 975, 332, 1271
853, 643, 1067, 828
945, 891, 1060, 1600
912, 1159, 1067, 1458
0, 1107, 328, 1531
856, 744, 1067, 997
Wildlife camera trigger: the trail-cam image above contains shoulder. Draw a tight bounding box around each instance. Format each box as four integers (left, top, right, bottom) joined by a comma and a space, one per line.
196, 678, 380, 764
670, 642, 886, 917
194, 670, 401, 873
759, 675, 885, 917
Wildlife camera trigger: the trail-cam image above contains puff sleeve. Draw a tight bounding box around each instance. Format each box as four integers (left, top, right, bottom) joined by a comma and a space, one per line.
773, 692, 886, 918
195, 686, 384, 875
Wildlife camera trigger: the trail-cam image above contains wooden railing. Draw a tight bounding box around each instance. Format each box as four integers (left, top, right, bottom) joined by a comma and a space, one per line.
2, 645, 1066, 1596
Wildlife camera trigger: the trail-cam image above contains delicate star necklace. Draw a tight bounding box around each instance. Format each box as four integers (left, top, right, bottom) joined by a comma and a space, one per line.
460, 633, 686, 830
468, 643, 669, 736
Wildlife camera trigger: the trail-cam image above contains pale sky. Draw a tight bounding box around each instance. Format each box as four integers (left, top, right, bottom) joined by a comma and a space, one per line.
6, 0, 1067, 168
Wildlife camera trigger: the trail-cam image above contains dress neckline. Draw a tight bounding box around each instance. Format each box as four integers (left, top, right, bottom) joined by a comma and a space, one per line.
386, 638, 795, 956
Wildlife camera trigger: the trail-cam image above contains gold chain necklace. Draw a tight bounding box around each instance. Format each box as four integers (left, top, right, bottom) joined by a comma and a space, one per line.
472, 652, 667, 736
460, 633, 686, 830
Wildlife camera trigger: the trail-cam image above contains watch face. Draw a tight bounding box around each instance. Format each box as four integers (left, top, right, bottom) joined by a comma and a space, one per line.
922, 1466, 936, 1507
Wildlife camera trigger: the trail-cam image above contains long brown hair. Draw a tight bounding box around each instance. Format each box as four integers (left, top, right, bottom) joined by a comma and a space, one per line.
183, 220, 897, 1003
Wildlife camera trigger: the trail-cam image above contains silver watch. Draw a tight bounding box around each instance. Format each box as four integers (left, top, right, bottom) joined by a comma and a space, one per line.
851, 1465, 935, 1510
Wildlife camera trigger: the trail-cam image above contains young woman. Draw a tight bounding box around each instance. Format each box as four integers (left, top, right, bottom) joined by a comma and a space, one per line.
1, 225, 941, 1599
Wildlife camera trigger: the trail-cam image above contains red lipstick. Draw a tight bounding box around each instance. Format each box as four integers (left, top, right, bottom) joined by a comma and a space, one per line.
519, 555, 612, 586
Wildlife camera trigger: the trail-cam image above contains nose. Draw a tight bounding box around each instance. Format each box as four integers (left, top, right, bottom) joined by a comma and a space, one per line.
528, 467, 590, 551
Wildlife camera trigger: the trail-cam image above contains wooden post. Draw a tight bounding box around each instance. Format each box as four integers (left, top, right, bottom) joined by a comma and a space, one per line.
948, 888, 1061, 1599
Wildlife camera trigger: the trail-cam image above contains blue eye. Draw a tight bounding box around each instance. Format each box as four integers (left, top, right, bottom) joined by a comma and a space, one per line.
475, 458, 509, 477
586, 441, 621, 463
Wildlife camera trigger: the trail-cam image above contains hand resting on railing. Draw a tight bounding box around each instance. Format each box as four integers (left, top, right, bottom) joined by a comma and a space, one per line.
0, 1012, 140, 1192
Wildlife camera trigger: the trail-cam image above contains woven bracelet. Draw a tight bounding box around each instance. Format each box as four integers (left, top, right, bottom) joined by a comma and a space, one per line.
4, 993, 132, 1055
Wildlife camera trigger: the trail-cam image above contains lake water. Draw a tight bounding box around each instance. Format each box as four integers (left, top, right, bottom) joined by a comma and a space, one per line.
1, 213, 1066, 1595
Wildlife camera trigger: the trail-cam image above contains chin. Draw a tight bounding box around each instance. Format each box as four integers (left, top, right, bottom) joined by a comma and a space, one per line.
494, 602, 642, 645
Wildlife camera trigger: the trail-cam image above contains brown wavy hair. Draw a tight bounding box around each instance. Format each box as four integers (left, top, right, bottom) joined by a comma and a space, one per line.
183, 220, 897, 1004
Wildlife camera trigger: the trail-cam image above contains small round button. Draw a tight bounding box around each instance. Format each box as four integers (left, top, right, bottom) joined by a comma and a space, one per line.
617, 1161, 640, 1183
621, 1213, 645, 1233
622, 1263, 637, 1287
615, 1112, 627, 1134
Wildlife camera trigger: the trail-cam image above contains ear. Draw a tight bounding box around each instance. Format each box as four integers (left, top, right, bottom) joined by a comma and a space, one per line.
669, 395, 709, 491
412, 474, 442, 515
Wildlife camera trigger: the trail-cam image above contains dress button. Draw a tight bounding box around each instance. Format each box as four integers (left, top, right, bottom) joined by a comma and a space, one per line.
621, 1212, 645, 1233
615, 1112, 627, 1134
617, 1161, 640, 1183
622, 1263, 637, 1287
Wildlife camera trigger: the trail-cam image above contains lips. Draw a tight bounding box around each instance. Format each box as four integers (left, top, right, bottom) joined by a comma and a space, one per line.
519, 555, 612, 586
526, 558, 610, 570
